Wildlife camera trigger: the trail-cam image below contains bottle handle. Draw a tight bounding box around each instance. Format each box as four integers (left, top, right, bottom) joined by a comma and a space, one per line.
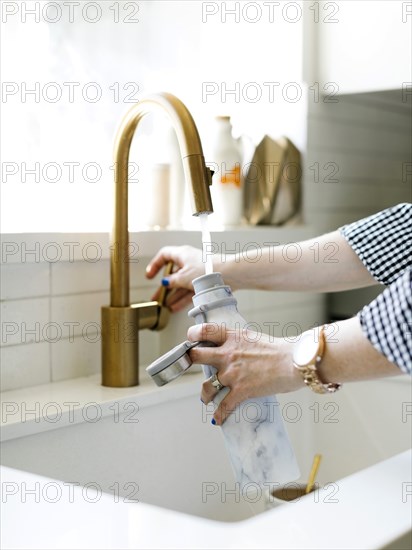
146, 340, 216, 386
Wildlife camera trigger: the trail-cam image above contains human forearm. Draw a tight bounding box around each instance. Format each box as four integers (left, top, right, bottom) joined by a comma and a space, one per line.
215, 230, 377, 292
310, 317, 401, 385
145, 230, 378, 311
188, 316, 402, 425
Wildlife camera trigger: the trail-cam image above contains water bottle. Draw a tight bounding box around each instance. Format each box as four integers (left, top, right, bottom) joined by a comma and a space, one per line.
188, 272, 300, 489
147, 272, 300, 490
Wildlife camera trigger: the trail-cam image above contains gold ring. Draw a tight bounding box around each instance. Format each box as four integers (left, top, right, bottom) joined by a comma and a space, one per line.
210, 373, 225, 391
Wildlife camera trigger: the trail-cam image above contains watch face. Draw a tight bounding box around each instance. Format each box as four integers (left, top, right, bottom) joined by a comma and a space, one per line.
294, 330, 319, 366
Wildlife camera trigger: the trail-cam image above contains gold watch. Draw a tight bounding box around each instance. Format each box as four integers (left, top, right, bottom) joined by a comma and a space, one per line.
293, 325, 342, 394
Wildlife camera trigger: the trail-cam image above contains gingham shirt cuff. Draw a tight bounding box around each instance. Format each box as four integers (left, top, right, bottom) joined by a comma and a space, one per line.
340, 203, 411, 285
358, 268, 411, 374
340, 204, 412, 374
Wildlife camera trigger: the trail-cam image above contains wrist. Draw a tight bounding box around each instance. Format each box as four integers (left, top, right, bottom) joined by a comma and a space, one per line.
292, 326, 342, 394
287, 341, 306, 391
273, 338, 305, 393
213, 255, 239, 291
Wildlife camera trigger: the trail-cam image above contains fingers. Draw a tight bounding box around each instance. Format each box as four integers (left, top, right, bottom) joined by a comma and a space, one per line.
145, 247, 176, 279
161, 271, 189, 291
151, 286, 193, 313
147, 252, 193, 292
189, 344, 225, 370
201, 376, 222, 405
188, 323, 230, 367
191, 323, 247, 426
213, 393, 240, 425
200, 376, 241, 426
167, 289, 194, 312
187, 323, 229, 345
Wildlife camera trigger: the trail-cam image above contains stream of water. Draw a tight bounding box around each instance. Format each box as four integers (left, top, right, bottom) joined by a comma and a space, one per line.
199, 213, 213, 276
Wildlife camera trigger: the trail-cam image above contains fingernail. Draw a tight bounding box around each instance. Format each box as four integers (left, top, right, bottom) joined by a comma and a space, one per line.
211, 418, 216, 425
200, 398, 204, 404
161, 278, 170, 287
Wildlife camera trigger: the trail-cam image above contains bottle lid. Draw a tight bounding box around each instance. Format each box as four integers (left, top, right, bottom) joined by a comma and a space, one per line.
146, 340, 216, 386
192, 273, 225, 293
145, 340, 197, 386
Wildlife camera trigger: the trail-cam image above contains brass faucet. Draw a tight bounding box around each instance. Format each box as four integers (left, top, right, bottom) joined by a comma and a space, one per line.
101, 93, 214, 387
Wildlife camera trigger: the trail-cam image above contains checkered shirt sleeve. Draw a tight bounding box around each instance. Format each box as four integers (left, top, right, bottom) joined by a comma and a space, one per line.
340, 203, 411, 374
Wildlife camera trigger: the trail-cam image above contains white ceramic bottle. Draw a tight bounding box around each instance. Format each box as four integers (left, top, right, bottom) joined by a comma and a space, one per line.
210, 116, 243, 226
166, 126, 188, 228
188, 272, 300, 490
145, 163, 170, 228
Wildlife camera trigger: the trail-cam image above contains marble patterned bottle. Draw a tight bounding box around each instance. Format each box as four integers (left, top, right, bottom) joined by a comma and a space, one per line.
188, 272, 300, 489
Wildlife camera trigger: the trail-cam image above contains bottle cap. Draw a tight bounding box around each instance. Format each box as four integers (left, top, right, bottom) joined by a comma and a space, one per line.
146, 340, 196, 386
146, 341, 216, 386
192, 272, 224, 293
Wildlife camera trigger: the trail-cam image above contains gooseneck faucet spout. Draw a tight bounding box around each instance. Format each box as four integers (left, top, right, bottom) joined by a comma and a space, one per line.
101, 92, 214, 387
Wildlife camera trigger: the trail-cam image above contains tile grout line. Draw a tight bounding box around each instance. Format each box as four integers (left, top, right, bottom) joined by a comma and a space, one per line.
0, 285, 157, 304
48, 262, 53, 383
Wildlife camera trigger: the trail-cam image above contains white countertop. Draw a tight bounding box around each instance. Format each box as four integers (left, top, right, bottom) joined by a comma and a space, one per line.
0, 371, 205, 442
2, 372, 410, 442
1, 375, 411, 549
1, 450, 411, 550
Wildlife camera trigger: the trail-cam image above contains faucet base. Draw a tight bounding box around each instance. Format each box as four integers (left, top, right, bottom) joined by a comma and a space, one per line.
101, 306, 139, 387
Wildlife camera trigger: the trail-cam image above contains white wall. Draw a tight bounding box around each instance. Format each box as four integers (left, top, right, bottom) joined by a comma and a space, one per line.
303, 90, 411, 317
315, 0, 411, 94
1, 0, 305, 232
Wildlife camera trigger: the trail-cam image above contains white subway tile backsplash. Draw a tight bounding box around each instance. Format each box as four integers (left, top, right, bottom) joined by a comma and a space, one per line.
236, 290, 322, 314
308, 118, 410, 157
139, 330, 161, 368
51, 259, 110, 296
50, 256, 158, 298
304, 182, 409, 211
51, 291, 109, 339
250, 301, 327, 337
50, 328, 160, 381
304, 151, 407, 183
158, 309, 193, 356
0, 234, 110, 264
1, 298, 49, 347
130, 259, 161, 289
233, 290, 253, 312
305, 94, 411, 234
0, 263, 50, 300
303, 209, 372, 235
1, 342, 50, 391
130, 286, 158, 305
328, 285, 383, 319
308, 96, 412, 131
50, 337, 101, 382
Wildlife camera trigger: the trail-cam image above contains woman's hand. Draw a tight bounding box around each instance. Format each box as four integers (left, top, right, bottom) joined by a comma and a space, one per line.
187, 323, 304, 425
146, 246, 205, 311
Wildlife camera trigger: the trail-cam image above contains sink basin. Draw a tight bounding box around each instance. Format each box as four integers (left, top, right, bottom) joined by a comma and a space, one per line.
1, 374, 411, 522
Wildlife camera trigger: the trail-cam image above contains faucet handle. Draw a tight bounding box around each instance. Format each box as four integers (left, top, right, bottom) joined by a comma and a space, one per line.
157, 261, 174, 307
206, 166, 214, 186
153, 261, 174, 331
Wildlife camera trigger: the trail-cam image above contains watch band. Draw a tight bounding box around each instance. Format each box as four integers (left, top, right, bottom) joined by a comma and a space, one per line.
293, 325, 342, 394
